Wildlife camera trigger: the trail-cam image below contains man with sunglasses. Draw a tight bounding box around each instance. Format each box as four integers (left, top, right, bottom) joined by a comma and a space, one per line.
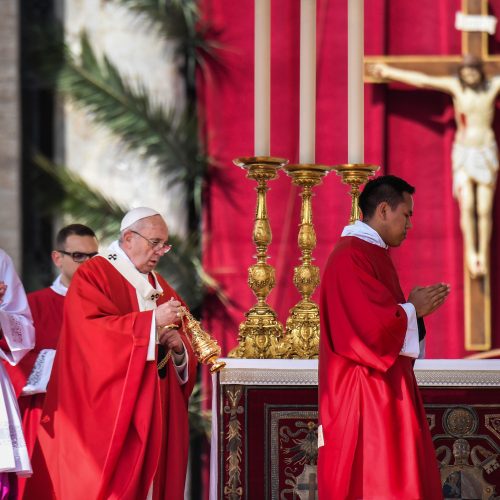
4, 224, 98, 499
36, 207, 197, 500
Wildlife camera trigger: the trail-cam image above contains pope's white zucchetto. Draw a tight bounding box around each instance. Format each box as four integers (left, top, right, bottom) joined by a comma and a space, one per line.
120, 207, 162, 231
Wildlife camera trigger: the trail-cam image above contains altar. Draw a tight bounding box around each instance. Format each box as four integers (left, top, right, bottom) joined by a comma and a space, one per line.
210, 359, 500, 499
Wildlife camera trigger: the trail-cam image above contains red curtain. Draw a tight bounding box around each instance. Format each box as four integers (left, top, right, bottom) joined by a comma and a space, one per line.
198, 0, 500, 359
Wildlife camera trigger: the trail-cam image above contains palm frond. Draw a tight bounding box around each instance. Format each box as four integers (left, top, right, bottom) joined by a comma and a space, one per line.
26, 6, 228, 311
56, 32, 205, 184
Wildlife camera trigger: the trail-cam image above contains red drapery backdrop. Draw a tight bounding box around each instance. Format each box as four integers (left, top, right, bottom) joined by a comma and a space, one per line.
198, 0, 500, 360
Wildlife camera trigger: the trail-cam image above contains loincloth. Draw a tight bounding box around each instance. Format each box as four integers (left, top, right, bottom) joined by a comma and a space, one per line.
452, 142, 499, 197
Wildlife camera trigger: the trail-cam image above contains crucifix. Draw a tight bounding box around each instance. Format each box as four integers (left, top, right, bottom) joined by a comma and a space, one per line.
364, 0, 500, 352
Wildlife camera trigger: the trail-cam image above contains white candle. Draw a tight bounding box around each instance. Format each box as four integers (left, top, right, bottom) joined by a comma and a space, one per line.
348, 0, 364, 164
299, 0, 316, 164
254, 0, 271, 157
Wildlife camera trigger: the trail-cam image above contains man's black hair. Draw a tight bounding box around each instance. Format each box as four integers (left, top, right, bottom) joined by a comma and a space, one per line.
56, 224, 96, 249
359, 175, 415, 220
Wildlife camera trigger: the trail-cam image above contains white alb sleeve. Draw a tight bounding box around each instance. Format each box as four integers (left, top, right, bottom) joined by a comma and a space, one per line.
398, 303, 420, 358
147, 313, 156, 361
21, 349, 56, 395
0, 251, 35, 365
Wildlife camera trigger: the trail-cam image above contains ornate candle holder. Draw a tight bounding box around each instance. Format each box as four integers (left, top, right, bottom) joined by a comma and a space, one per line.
332, 164, 379, 223
228, 156, 290, 359
282, 164, 332, 358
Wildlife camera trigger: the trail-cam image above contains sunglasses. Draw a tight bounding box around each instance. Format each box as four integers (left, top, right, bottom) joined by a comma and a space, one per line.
58, 250, 98, 263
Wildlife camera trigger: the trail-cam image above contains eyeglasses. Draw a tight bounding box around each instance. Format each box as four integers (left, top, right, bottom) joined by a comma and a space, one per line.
58, 250, 98, 263
130, 230, 172, 253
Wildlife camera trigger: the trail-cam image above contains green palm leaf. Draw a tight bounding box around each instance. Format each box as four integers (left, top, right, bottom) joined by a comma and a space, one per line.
26, 4, 228, 309
56, 32, 205, 184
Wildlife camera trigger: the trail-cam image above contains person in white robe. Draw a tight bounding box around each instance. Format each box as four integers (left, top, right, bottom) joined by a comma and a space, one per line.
0, 249, 35, 496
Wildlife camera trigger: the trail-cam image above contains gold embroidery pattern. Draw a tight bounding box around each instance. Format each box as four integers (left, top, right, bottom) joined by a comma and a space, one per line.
270, 410, 318, 500
223, 385, 244, 500
444, 406, 478, 436
427, 413, 436, 432
485, 414, 500, 440
437, 438, 498, 498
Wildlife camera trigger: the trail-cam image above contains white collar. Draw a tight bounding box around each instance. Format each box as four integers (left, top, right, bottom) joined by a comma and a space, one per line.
341, 220, 388, 249
102, 240, 163, 301
112, 240, 134, 265
50, 275, 68, 296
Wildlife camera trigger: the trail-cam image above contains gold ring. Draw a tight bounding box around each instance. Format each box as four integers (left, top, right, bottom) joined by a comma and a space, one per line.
160, 323, 179, 330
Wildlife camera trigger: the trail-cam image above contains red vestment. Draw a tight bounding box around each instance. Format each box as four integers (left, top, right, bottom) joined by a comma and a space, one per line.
35, 256, 197, 500
3, 287, 64, 499
318, 236, 442, 499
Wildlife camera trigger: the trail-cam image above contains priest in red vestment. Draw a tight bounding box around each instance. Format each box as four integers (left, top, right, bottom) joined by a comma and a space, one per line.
318, 175, 450, 499
3, 224, 98, 499
35, 208, 197, 500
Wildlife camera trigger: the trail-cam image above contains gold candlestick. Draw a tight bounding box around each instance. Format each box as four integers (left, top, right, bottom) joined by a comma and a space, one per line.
228, 156, 289, 359
332, 164, 379, 223
282, 164, 332, 358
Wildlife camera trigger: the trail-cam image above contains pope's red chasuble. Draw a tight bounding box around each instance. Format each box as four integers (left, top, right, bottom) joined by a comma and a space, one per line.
318, 236, 442, 499
35, 256, 197, 500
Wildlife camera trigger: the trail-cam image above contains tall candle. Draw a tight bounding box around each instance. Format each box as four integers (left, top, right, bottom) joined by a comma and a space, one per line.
299, 0, 316, 164
348, 0, 364, 164
254, 0, 271, 157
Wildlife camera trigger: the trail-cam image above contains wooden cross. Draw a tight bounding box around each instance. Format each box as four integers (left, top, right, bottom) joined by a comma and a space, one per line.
364, 0, 500, 351
366, 0, 500, 80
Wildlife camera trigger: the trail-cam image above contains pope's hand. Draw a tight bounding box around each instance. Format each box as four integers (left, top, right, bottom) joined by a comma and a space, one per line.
0, 282, 7, 303
408, 283, 450, 317
158, 327, 184, 354
155, 299, 182, 327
